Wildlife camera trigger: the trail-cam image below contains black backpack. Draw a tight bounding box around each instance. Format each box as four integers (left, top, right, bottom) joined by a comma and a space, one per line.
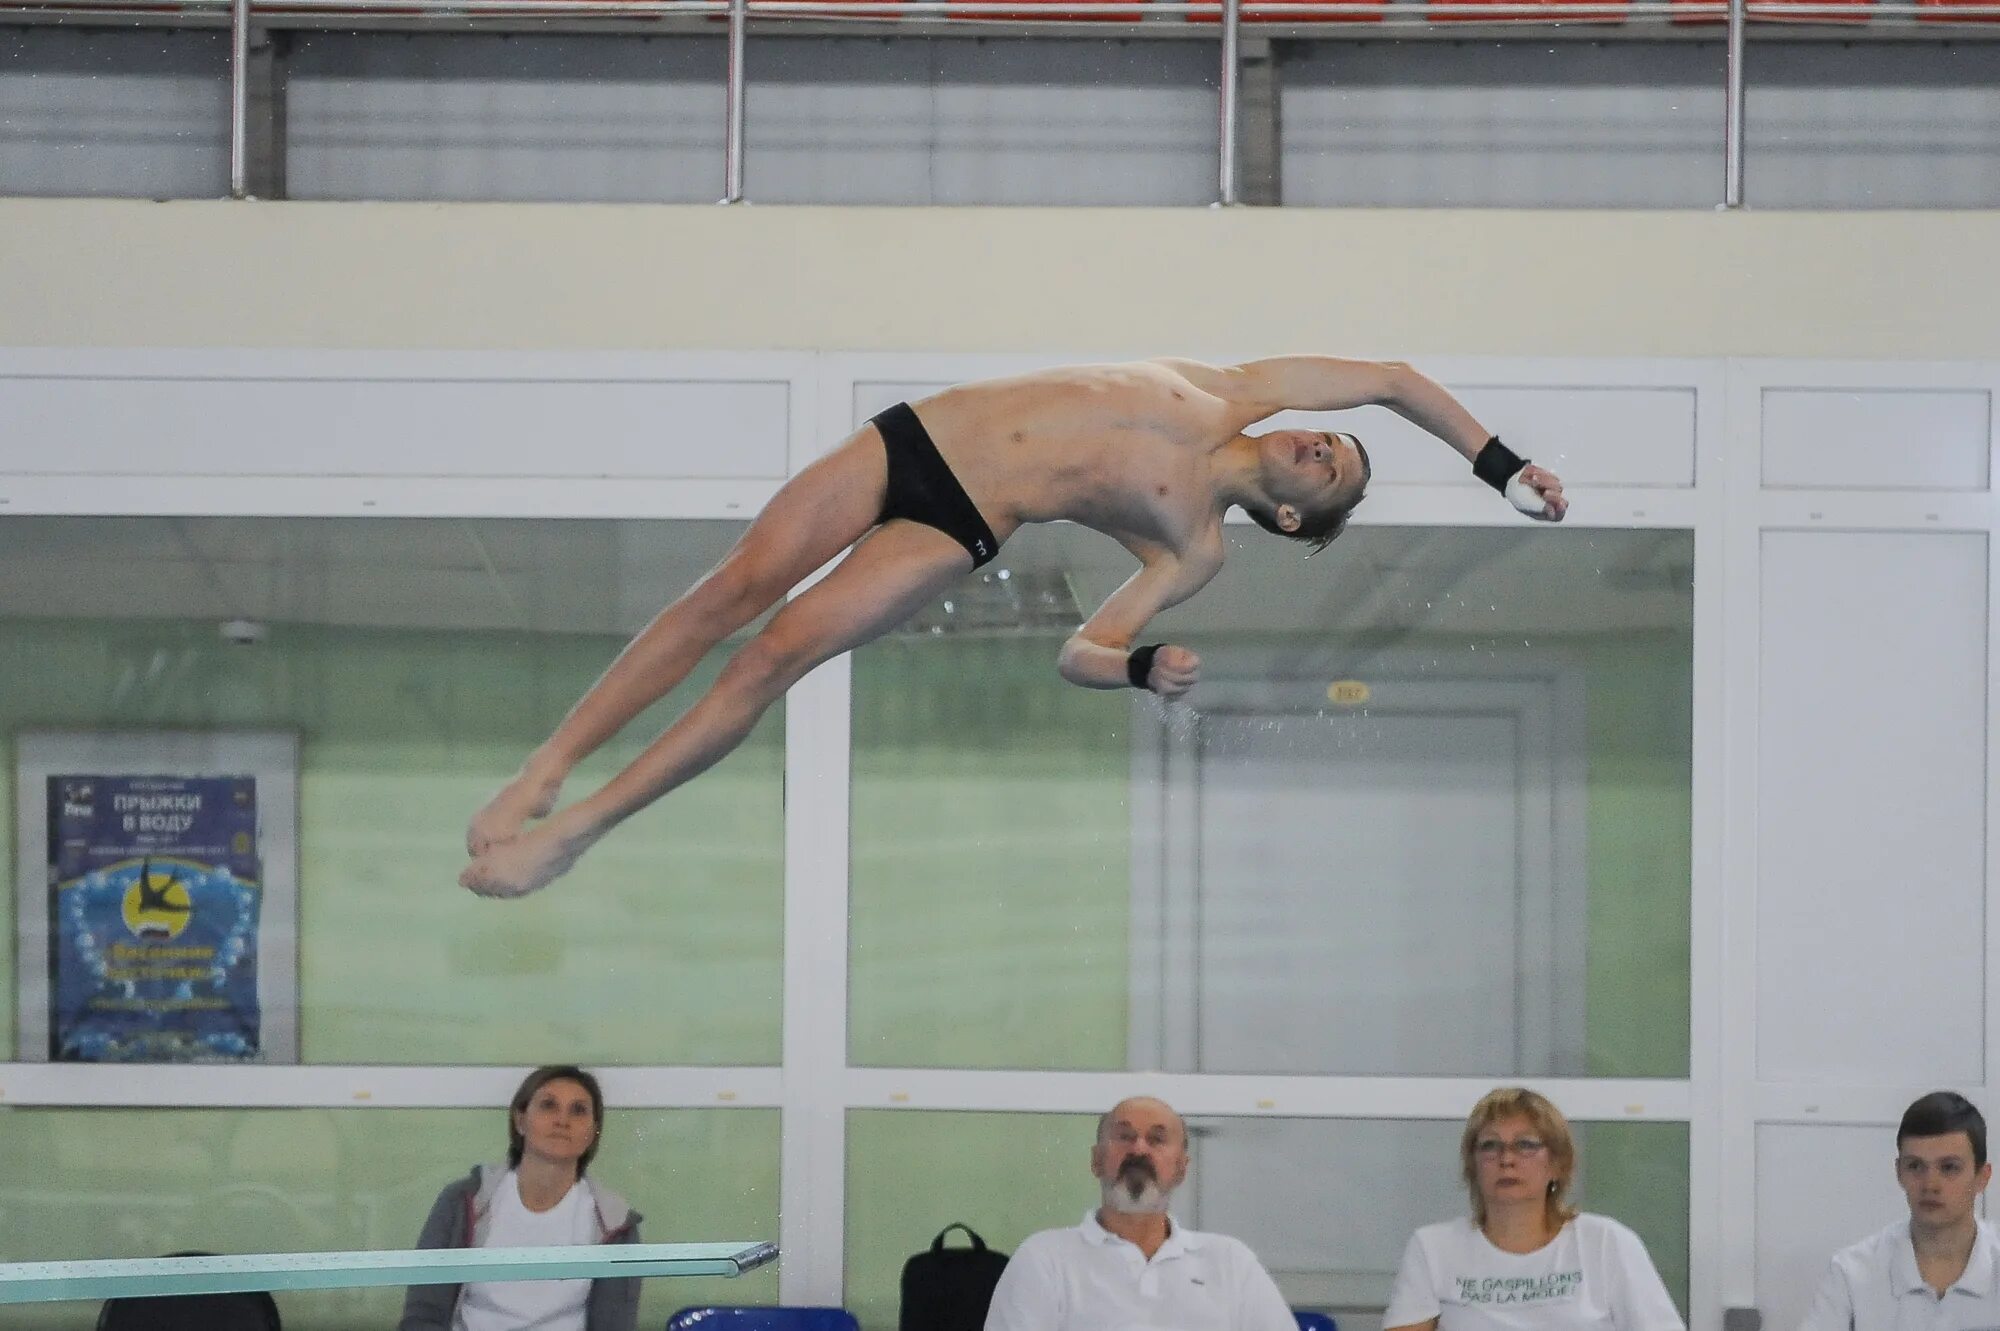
899, 1223, 1010, 1331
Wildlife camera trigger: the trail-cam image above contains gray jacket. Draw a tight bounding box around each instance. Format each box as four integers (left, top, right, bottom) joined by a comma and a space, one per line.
397, 1162, 644, 1331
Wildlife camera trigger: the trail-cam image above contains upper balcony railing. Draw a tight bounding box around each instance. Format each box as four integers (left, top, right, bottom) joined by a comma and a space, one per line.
5, 0, 1997, 208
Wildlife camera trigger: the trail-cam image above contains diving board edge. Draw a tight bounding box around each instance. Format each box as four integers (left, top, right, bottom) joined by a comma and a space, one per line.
0, 1240, 780, 1305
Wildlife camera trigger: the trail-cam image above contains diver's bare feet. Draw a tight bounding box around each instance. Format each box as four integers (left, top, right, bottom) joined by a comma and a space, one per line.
459, 817, 595, 899
466, 760, 566, 856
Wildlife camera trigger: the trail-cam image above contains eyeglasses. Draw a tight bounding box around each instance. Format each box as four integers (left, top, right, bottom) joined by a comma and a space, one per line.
1474, 1138, 1548, 1160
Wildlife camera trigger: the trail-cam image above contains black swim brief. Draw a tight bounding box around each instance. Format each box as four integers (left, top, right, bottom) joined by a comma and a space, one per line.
871, 401, 1001, 569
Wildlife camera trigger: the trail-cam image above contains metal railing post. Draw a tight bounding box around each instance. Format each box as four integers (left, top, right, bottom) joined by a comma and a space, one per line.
722, 0, 748, 203
1723, 0, 1745, 208
230, 0, 251, 197
1218, 0, 1241, 205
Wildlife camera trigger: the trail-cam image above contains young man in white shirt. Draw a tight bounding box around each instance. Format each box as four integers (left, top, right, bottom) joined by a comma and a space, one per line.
1799, 1091, 2000, 1331
983, 1095, 1300, 1331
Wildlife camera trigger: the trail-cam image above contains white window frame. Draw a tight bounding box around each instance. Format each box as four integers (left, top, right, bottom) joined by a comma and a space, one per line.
5, 346, 1996, 1331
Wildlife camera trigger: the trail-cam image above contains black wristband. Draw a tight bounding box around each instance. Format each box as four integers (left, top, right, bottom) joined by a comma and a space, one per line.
1127, 643, 1164, 691
1472, 436, 1529, 494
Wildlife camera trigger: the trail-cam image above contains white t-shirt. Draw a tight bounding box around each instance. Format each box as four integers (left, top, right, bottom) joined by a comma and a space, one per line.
1383, 1214, 1685, 1331
453, 1171, 598, 1331
1797, 1219, 2000, 1331
984, 1210, 1297, 1331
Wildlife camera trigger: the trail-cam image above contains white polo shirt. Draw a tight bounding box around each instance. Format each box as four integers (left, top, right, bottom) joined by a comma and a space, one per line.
983, 1210, 1298, 1331
1798, 1220, 2000, 1331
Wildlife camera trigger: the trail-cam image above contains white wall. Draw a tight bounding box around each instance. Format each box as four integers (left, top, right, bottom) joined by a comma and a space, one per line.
1727, 361, 1998, 1331
5, 202, 2000, 360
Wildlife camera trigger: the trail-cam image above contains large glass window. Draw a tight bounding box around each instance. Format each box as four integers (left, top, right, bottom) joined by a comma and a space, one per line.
0, 517, 782, 1065
0, 1105, 779, 1329
850, 525, 1693, 1077
845, 1109, 1688, 1330
846, 1109, 1100, 1331
1188, 1117, 1689, 1323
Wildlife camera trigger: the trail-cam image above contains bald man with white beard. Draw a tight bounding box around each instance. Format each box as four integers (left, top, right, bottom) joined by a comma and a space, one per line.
984, 1096, 1299, 1331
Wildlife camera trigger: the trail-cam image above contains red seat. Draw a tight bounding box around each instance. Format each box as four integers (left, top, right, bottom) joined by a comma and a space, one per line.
1669, 0, 1870, 23
1757, 0, 1873, 22
745, 0, 906, 18
1665, 0, 1721, 23
1428, 0, 1628, 21
1917, 0, 2000, 21
1188, 0, 1385, 24
949, 0, 1144, 18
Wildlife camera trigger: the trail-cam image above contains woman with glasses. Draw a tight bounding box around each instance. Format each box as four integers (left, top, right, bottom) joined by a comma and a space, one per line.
1383, 1088, 1683, 1331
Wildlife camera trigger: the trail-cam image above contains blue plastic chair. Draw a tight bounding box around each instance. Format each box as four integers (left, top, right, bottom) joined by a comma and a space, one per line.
1294, 1312, 1339, 1331
666, 1309, 860, 1331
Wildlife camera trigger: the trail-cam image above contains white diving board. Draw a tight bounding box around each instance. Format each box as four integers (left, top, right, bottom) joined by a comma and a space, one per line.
0, 1241, 779, 1305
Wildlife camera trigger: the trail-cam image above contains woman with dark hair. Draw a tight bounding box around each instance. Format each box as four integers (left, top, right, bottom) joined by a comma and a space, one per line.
1383, 1088, 1682, 1331
399, 1065, 642, 1331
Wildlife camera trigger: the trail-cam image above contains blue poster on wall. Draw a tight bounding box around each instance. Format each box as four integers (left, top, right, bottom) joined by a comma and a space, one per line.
47, 774, 263, 1063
